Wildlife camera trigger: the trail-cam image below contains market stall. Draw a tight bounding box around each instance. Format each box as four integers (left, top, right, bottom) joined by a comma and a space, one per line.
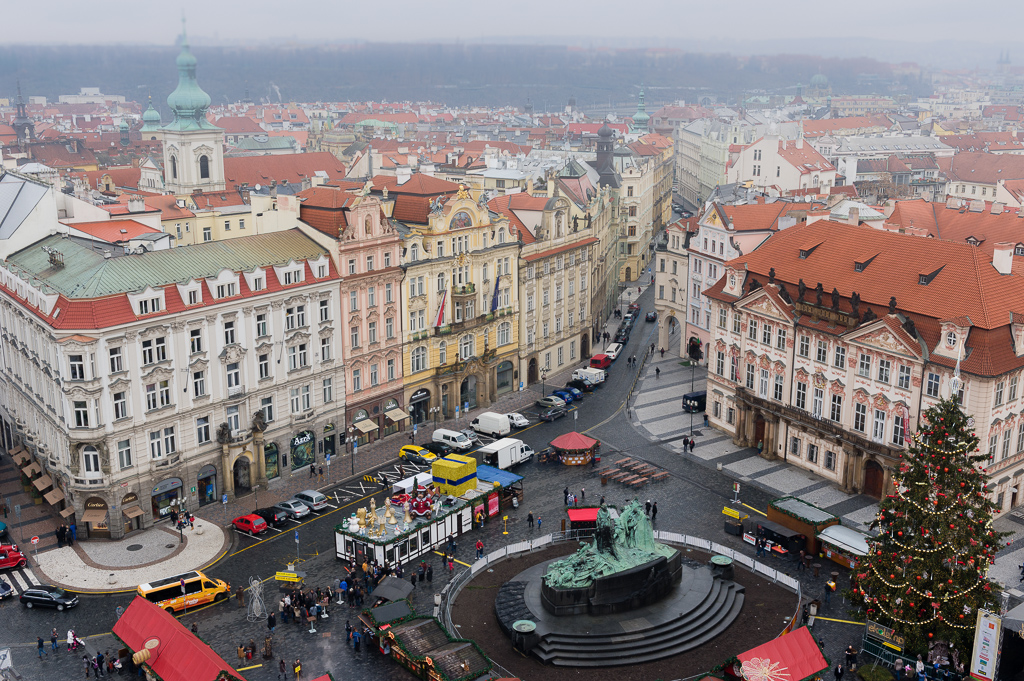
549, 432, 600, 466
475, 465, 523, 512
729, 626, 827, 681
817, 524, 870, 569
743, 519, 807, 556
767, 496, 840, 555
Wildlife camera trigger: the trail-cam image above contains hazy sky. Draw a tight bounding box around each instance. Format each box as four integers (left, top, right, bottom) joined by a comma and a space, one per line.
9, 0, 1024, 47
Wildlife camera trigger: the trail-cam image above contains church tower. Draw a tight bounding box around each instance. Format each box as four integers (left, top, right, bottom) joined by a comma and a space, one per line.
595, 122, 621, 189
12, 81, 35, 146
161, 20, 225, 195
630, 85, 650, 134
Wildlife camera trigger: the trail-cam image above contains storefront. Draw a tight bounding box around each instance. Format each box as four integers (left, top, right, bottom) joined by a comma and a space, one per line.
264, 443, 279, 480
496, 361, 514, 396
352, 409, 378, 446
290, 431, 315, 471
121, 492, 144, 534
151, 478, 183, 519
382, 399, 407, 438
409, 388, 430, 425
321, 424, 336, 464
197, 465, 218, 506
81, 497, 109, 539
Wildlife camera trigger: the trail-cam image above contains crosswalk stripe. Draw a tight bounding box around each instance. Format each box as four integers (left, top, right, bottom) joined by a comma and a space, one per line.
8, 570, 30, 591
323, 503, 338, 509
24, 568, 40, 585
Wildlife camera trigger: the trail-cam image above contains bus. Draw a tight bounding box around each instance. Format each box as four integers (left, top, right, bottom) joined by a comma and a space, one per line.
137, 570, 230, 613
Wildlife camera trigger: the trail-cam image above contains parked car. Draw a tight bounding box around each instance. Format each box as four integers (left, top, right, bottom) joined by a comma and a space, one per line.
590, 354, 612, 370
628, 302, 641, 314
646, 311, 658, 322
422, 442, 453, 458
551, 389, 575, 404
273, 499, 310, 520
0, 544, 27, 570
566, 379, 593, 393
506, 413, 530, 428
614, 328, 631, 343
539, 407, 568, 422
623, 313, 636, 326
459, 428, 481, 445
399, 445, 437, 465
681, 390, 707, 413
0, 578, 12, 600
680, 210, 693, 218
293, 490, 329, 512
20, 586, 78, 611
254, 507, 289, 528
470, 411, 512, 438
536, 395, 566, 409
604, 343, 623, 360
563, 386, 583, 400
232, 514, 268, 536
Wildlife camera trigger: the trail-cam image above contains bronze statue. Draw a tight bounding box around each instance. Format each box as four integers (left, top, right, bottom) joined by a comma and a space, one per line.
863, 308, 877, 323
572, 215, 579, 231
798, 279, 806, 302
815, 282, 824, 306
768, 267, 776, 285
831, 287, 840, 311
850, 291, 860, 317
888, 296, 897, 315
778, 283, 792, 304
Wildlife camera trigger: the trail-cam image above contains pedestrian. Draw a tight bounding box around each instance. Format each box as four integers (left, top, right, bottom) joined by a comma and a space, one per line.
268, 612, 276, 633
294, 658, 302, 681
68, 629, 76, 652
537, 517, 542, 531
660, 347, 665, 358
448, 554, 455, 572
599, 495, 605, 506
797, 550, 806, 571
581, 487, 585, 501
689, 439, 695, 452
564, 486, 570, 505
645, 500, 652, 516
682, 436, 690, 448
655, 367, 661, 379
824, 580, 833, 604
845, 645, 858, 672
191, 622, 198, 636
756, 537, 766, 558
834, 663, 844, 681
83, 654, 91, 678
318, 465, 324, 482
38, 636, 46, 659
638, 286, 641, 294
237, 643, 246, 667
476, 539, 484, 559
309, 464, 315, 479
757, 440, 764, 456
51, 628, 58, 652
703, 413, 709, 427
915, 656, 926, 681
96, 650, 105, 677
353, 629, 361, 653
650, 343, 655, 354
56, 525, 64, 548
69, 523, 76, 544
651, 501, 658, 522
345, 620, 353, 644
410, 573, 417, 589
527, 511, 534, 529
280, 658, 287, 678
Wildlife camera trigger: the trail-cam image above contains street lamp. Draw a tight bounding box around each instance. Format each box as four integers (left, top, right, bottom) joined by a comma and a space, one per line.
541, 369, 548, 399
685, 398, 698, 437
408, 405, 415, 444
430, 406, 441, 430
348, 425, 356, 476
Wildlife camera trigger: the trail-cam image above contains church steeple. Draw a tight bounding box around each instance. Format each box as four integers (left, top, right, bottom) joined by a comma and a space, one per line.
630, 84, 650, 134
12, 81, 35, 145
164, 17, 218, 132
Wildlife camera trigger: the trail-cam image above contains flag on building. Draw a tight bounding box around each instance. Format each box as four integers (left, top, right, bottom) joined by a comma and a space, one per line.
434, 289, 447, 327
490, 276, 500, 313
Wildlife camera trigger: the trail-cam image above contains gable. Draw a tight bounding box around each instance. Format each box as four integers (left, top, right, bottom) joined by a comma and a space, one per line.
845, 322, 920, 359
738, 289, 791, 323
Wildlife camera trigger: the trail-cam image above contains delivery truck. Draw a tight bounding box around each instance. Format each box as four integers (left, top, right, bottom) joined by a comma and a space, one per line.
572, 367, 607, 386
478, 438, 535, 469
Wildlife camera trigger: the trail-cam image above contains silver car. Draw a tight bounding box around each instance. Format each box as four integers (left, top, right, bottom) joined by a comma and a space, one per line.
293, 490, 328, 512
273, 499, 310, 519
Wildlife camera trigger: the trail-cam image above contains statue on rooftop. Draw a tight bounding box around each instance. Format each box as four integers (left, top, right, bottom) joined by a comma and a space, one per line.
831, 287, 840, 311
888, 296, 897, 315
768, 267, 776, 285
850, 292, 860, 318
815, 282, 824, 306
798, 279, 807, 302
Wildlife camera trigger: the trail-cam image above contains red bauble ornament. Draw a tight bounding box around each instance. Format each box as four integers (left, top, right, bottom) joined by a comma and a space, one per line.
928, 633, 934, 638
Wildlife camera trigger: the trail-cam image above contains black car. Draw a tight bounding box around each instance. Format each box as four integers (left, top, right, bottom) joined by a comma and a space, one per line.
614, 328, 631, 343
645, 311, 658, 322
566, 379, 594, 393
21, 586, 78, 611
680, 210, 693, 218
0, 578, 12, 600
539, 407, 568, 422
422, 442, 454, 457
254, 507, 289, 528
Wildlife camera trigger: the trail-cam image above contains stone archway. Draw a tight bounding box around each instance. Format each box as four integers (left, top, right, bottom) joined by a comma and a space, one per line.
863, 459, 884, 498
528, 358, 538, 385
581, 333, 590, 358
233, 456, 252, 495
460, 375, 478, 410
625, 266, 632, 282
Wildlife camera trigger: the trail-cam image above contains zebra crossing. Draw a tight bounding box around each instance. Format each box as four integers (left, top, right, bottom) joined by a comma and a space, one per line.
1, 565, 42, 594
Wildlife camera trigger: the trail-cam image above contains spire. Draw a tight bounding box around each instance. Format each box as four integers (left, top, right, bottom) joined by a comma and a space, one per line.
631, 83, 650, 134
13, 79, 34, 144
164, 16, 218, 132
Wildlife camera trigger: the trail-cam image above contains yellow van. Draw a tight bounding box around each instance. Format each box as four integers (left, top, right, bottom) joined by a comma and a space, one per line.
137, 570, 230, 613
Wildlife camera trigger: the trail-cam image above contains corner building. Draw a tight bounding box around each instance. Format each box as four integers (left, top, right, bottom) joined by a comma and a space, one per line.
705, 220, 1024, 511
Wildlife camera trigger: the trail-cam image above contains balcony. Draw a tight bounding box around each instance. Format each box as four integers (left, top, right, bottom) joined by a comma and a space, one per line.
291, 410, 316, 425
451, 283, 476, 298
228, 384, 246, 398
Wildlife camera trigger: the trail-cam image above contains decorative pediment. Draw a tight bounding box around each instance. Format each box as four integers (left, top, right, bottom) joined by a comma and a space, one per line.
284, 295, 307, 308
846, 320, 919, 358
59, 337, 97, 351
318, 327, 333, 339
255, 341, 274, 354
140, 366, 175, 383
740, 291, 788, 321
795, 367, 810, 379
193, 144, 214, 157
830, 379, 846, 394
286, 331, 311, 345
219, 344, 248, 364
139, 325, 169, 340
812, 371, 827, 387
108, 377, 132, 392
66, 384, 102, 399
366, 309, 380, 321
384, 305, 397, 318
189, 357, 210, 371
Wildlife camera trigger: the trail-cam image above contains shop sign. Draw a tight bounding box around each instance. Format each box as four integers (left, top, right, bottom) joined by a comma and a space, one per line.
85, 498, 107, 510
122, 492, 139, 505
291, 431, 313, 448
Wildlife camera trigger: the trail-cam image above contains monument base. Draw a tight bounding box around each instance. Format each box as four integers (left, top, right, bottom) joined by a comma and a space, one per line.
540, 550, 682, 616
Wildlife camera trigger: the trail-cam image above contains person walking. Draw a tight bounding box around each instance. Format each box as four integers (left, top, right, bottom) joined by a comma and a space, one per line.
580, 487, 585, 501
38, 636, 46, 659
67, 629, 76, 652
651, 502, 658, 523
51, 628, 59, 652
660, 347, 665, 358
845, 646, 858, 672
655, 367, 661, 379
537, 516, 542, 531
293, 658, 302, 681
309, 464, 316, 479
279, 658, 287, 678
645, 500, 652, 516
426, 563, 433, 582
797, 550, 807, 571
83, 654, 92, 678
527, 511, 534, 529
475, 539, 484, 559
191, 622, 199, 636
915, 656, 926, 681
564, 487, 570, 505
56, 525, 65, 548
69, 523, 76, 544
682, 436, 690, 449
650, 343, 655, 355
267, 612, 276, 634
448, 554, 455, 572
410, 573, 417, 590
318, 465, 324, 482
689, 439, 695, 452
834, 663, 844, 681
95, 651, 105, 677
237, 643, 246, 667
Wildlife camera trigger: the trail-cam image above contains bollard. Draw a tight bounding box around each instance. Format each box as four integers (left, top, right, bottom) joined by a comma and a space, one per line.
108, 572, 117, 585
812, 563, 821, 577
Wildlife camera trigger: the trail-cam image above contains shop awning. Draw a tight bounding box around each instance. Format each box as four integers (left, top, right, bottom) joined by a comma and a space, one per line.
817, 525, 870, 557
60, 506, 76, 518
44, 489, 65, 505
11, 451, 29, 466
81, 508, 108, 524
567, 508, 600, 523
21, 462, 41, 477
32, 475, 53, 491
123, 505, 145, 519
354, 419, 379, 434
385, 409, 409, 422
737, 626, 827, 681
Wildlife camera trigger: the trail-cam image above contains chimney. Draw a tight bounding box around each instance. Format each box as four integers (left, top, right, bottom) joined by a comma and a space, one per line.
396, 166, 412, 185
848, 206, 860, 225
127, 197, 145, 213
993, 242, 1014, 275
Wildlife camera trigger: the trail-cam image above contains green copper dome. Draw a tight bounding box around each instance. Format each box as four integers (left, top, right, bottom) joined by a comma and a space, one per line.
630, 85, 650, 133
141, 97, 162, 131
163, 26, 219, 132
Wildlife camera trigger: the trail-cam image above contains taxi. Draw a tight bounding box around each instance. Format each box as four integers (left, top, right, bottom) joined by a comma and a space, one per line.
398, 445, 437, 465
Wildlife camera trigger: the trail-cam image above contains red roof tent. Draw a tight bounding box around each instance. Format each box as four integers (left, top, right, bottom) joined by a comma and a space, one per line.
737, 626, 827, 681
567, 508, 599, 523
549, 432, 597, 450
112, 596, 244, 681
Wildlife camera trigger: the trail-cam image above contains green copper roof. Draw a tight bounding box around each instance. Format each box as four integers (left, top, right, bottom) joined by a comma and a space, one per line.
558, 158, 589, 179
141, 97, 162, 131
631, 85, 650, 133
163, 24, 220, 132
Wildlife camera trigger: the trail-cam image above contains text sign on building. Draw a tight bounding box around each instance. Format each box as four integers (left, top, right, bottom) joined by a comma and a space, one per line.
865, 620, 905, 651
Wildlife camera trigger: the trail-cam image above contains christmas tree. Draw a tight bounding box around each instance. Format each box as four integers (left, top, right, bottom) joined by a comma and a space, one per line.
855, 397, 1008, 656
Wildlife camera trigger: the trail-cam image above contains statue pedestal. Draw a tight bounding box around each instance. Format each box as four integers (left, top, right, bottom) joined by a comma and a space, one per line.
540, 551, 681, 616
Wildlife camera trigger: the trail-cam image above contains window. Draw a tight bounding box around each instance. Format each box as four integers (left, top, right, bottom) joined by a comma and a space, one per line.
776, 328, 786, 351
409, 244, 419, 262
926, 372, 940, 398
321, 336, 332, 361
1012, 376, 1020, 402
558, 347, 564, 366
350, 291, 359, 312
1018, 421, 1024, 453
989, 434, 998, 459
188, 290, 199, 305
387, 358, 396, 381
73, 400, 90, 428
807, 444, 818, 464
69, 354, 85, 380
796, 382, 807, 410
223, 321, 236, 345
216, 283, 236, 298
748, 319, 758, 341
348, 259, 357, 275
898, 365, 912, 390
190, 329, 203, 354
83, 446, 100, 474
762, 324, 772, 345
996, 381, 1006, 406
733, 313, 742, 334
108, 347, 123, 373
366, 256, 375, 271
386, 317, 394, 339
834, 346, 846, 369
288, 344, 308, 370
830, 394, 843, 422
790, 437, 800, 458
498, 321, 512, 345
117, 440, 132, 469
368, 321, 377, 344
226, 406, 239, 432
731, 357, 739, 382
256, 313, 268, 337
112, 391, 128, 420
411, 347, 427, 372
227, 362, 241, 388
816, 340, 827, 363
460, 335, 475, 360
385, 283, 393, 303
877, 359, 891, 384
893, 414, 907, 446
718, 309, 727, 328
774, 374, 784, 400
283, 269, 303, 285
251, 276, 263, 291
196, 416, 211, 444
239, 218, 245, 230
261, 397, 274, 424
716, 351, 725, 376
323, 377, 333, 403
350, 327, 360, 348
758, 368, 769, 398
258, 354, 270, 380
798, 335, 809, 358
384, 252, 392, 268
203, 226, 212, 242
858, 353, 871, 378
872, 409, 886, 442
193, 370, 206, 396
812, 387, 824, 419
286, 305, 305, 329
301, 385, 311, 411
854, 403, 867, 432
1003, 430, 1012, 460
320, 299, 330, 322
745, 363, 755, 389
824, 450, 836, 471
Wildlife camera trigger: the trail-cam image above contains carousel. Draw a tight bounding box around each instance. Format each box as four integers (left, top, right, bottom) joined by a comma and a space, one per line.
543, 432, 601, 466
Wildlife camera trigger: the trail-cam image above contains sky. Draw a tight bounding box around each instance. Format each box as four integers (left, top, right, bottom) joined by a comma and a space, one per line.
8, 0, 1024, 48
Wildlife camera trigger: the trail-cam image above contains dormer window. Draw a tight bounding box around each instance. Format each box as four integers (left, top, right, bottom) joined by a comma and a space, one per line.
252, 277, 264, 292
918, 265, 944, 286
946, 331, 958, 347
138, 297, 161, 315
216, 283, 236, 298
1015, 245, 1024, 257
283, 269, 303, 285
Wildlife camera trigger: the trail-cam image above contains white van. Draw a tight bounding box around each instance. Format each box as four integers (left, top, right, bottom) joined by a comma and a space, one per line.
432, 428, 474, 451
573, 368, 606, 385
604, 343, 623, 360
471, 411, 512, 438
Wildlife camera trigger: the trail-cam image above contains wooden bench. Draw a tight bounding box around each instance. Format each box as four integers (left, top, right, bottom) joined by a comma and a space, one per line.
616, 458, 636, 468
599, 468, 620, 477
609, 471, 631, 482
628, 477, 649, 488
633, 464, 656, 474
651, 471, 671, 482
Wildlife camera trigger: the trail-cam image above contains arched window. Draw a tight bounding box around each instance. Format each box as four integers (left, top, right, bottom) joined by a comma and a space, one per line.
411, 346, 427, 373
170, 156, 178, 180
459, 334, 475, 360
497, 321, 512, 346
437, 272, 446, 291
438, 341, 447, 365
199, 155, 210, 180
83, 445, 101, 475
364, 216, 372, 235
409, 243, 419, 262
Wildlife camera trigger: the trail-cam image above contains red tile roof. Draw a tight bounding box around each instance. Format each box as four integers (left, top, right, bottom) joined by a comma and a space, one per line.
522, 237, 598, 262
486, 193, 550, 244
776, 140, 834, 173
941, 132, 1024, 153
214, 116, 265, 134
65, 219, 162, 242
800, 115, 893, 138
222, 152, 347, 191
940, 151, 1024, 184
371, 174, 460, 224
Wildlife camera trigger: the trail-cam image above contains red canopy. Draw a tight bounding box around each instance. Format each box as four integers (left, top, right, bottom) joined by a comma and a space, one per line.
112, 597, 243, 681
567, 508, 599, 522
737, 627, 826, 681
550, 432, 597, 450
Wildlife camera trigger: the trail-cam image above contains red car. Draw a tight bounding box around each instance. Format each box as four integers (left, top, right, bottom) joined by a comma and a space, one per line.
0, 544, 27, 570
590, 354, 612, 370
231, 514, 268, 536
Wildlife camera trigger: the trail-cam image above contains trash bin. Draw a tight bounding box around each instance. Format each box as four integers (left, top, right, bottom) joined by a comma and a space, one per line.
725, 520, 743, 536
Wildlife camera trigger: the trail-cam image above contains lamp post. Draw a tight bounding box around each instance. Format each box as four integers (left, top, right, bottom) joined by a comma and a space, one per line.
348, 426, 356, 477
686, 398, 698, 437
541, 369, 548, 400
408, 405, 415, 444
430, 406, 441, 431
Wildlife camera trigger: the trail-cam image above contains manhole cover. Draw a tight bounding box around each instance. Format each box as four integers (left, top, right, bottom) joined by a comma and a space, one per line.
126, 544, 144, 551
165, 544, 176, 549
